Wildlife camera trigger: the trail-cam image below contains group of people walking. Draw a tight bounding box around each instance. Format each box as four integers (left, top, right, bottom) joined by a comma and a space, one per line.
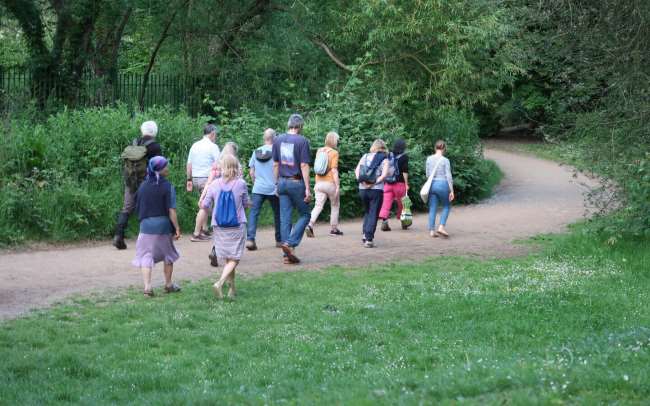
115, 114, 455, 298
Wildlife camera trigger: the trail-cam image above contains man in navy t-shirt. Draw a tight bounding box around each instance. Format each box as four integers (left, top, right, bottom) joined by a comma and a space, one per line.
272, 113, 312, 264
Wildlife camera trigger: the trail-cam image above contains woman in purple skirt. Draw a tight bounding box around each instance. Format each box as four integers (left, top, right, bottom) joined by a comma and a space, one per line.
201, 154, 250, 299
132, 156, 182, 297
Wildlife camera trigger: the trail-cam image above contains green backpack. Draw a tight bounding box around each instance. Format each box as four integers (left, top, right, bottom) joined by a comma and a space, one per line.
121, 138, 154, 191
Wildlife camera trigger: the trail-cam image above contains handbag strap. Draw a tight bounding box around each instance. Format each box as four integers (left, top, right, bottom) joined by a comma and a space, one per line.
427, 156, 443, 183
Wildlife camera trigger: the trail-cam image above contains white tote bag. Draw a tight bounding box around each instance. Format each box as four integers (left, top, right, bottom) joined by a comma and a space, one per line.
419, 157, 442, 203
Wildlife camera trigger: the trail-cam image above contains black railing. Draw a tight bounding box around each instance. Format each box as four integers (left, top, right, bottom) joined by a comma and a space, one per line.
0, 67, 205, 114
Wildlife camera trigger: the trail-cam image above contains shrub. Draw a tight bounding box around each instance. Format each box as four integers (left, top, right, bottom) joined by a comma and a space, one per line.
0, 97, 500, 245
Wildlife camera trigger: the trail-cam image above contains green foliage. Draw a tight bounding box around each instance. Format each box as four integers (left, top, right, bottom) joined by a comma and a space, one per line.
1, 225, 648, 403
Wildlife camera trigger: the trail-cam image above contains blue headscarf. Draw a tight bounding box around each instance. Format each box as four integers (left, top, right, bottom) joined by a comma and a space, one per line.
146, 156, 168, 184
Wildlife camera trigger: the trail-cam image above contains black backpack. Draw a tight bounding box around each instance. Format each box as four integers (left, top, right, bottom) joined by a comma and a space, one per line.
358, 153, 385, 184
254, 148, 273, 162
385, 153, 405, 184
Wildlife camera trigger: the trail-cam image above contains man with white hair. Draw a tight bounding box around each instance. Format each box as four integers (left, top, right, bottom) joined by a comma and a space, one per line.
113, 120, 162, 250
246, 128, 280, 251
186, 123, 221, 241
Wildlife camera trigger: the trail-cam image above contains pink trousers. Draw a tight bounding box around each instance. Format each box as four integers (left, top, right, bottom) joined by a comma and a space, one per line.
379, 182, 406, 220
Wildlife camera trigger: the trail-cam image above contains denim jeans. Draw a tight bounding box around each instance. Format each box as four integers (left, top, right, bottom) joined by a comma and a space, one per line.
277, 178, 311, 247
359, 188, 384, 242
247, 193, 281, 242
428, 180, 451, 230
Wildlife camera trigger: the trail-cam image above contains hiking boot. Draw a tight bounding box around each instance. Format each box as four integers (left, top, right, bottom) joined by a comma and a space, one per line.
329, 229, 344, 236
381, 220, 391, 232
112, 234, 127, 250
246, 240, 258, 251
112, 212, 129, 250
305, 225, 314, 238
191, 233, 211, 242
281, 243, 300, 264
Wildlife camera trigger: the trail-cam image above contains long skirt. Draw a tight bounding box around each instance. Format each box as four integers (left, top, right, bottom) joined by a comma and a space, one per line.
131, 233, 180, 268
212, 223, 246, 261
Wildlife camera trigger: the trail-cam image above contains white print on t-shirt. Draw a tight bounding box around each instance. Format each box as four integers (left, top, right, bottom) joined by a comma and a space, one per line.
280, 142, 295, 167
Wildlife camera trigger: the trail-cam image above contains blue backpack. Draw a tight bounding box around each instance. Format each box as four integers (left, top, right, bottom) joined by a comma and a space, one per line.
216, 181, 240, 228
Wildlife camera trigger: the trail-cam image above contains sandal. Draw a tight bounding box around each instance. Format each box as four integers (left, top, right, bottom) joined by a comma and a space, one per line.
164, 283, 181, 293
143, 289, 155, 297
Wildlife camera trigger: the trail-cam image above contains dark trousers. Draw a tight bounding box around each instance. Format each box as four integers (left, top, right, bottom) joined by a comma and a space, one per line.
359, 189, 384, 242
247, 193, 281, 242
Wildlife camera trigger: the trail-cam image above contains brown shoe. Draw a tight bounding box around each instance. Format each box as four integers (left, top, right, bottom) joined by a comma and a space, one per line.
281, 244, 300, 264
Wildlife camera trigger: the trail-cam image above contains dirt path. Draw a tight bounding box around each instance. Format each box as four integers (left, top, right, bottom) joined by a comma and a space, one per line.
0, 143, 595, 320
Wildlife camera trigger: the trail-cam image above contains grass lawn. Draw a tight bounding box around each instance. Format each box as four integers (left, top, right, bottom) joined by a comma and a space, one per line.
1, 226, 649, 404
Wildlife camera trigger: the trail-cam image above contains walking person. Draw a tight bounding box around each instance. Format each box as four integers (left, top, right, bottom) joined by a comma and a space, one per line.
379, 138, 410, 231
426, 140, 455, 237
306, 131, 343, 237
187, 124, 221, 242
131, 156, 182, 297
246, 129, 282, 250
355, 140, 390, 248
113, 121, 162, 250
199, 141, 241, 267
201, 154, 250, 299
273, 114, 312, 264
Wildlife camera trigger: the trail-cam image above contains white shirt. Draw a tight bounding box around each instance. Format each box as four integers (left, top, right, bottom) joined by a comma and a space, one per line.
187, 136, 221, 178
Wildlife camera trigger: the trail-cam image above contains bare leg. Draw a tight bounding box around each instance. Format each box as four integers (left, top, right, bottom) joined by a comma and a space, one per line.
213, 259, 238, 298
141, 267, 152, 292
227, 270, 236, 298
194, 208, 209, 236
163, 263, 173, 287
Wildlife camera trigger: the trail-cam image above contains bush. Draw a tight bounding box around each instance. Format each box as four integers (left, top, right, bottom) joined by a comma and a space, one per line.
0, 96, 500, 245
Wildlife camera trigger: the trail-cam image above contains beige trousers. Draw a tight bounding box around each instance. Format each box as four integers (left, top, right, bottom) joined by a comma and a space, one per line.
310, 181, 339, 227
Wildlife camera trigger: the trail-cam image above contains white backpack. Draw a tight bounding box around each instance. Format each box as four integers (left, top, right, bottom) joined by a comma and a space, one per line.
313, 147, 330, 175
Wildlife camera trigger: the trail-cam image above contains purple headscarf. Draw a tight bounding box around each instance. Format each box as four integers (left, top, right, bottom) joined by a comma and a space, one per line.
147, 156, 168, 184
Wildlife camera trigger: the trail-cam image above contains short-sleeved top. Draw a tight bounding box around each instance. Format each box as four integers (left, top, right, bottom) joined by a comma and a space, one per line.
395, 153, 409, 183
135, 177, 177, 235
358, 152, 388, 190
272, 133, 311, 178
187, 136, 221, 178
315, 147, 339, 183
248, 145, 276, 195
201, 178, 249, 225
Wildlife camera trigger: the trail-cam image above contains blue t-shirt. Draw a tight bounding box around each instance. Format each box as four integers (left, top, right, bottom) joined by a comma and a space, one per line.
137, 182, 177, 235
272, 133, 311, 178
249, 145, 276, 195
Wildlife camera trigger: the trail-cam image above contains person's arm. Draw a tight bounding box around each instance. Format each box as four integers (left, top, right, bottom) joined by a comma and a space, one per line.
332, 168, 340, 195
376, 159, 389, 183
446, 159, 455, 201
248, 153, 256, 184
301, 163, 311, 202
402, 155, 409, 191
241, 181, 251, 209
403, 172, 409, 192
425, 157, 432, 179
186, 162, 193, 192
169, 208, 181, 240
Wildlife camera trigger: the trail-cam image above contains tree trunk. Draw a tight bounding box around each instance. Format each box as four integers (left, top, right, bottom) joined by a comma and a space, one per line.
138, 1, 189, 111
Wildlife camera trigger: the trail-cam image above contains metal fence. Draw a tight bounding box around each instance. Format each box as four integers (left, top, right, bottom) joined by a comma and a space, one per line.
0, 67, 205, 114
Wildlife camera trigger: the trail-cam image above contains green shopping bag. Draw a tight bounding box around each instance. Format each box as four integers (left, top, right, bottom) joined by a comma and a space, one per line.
400, 195, 413, 229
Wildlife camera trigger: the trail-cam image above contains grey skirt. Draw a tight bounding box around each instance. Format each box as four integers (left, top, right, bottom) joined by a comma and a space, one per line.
212, 223, 247, 261
132, 233, 180, 268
